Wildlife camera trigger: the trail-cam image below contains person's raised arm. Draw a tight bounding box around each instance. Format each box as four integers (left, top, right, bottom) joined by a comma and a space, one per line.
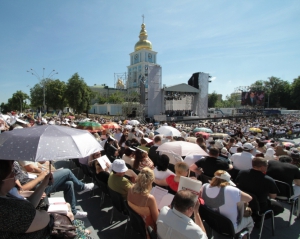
193, 200, 206, 235
27, 172, 52, 208
21, 171, 47, 191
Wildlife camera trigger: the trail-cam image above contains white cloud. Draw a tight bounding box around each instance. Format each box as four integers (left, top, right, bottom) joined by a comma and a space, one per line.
210, 77, 217, 81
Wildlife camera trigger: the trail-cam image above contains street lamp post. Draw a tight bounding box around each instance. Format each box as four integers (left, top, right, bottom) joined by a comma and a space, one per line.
27, 68, 58, 112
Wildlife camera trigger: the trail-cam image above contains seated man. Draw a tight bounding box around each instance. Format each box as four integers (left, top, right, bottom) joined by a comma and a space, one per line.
230, 143, 254, 170
189, 147, 233, 177
267, 155, 300, 215
13, 161, 95, 219
108, 159, 134, 199
157, 190, 207, 239
148, 136, 162, 166
236, 157, 284, 218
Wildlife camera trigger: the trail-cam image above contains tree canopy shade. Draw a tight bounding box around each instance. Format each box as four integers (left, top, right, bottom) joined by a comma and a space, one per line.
250, 77, 291, 108
290, 76, 300, 109
30, 78, 66, 111
1, 91, 29, 113
64, 73, 93, 114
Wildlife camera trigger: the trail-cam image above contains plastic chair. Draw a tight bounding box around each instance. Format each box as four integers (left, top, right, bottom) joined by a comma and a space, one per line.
147, 226, 158, 239
108, 187, 129, 235
199, 204, 250, 239
274, 179, 298, 226
125, 201, 147, 239
247, 192, 275, 239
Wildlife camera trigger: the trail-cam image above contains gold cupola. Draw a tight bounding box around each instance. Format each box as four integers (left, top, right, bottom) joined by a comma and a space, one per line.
134, 23, 152, 51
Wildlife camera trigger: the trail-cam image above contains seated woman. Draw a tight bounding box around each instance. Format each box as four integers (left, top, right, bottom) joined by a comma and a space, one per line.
154, 162, 189, 193
122, 147, 136, 168
133, 148, 155, 171
153, 154, 175, 180
93, 158, 110, 184
104, 137, 120, 162
127, 167, 158, 232
200, 170, 254, 234
0, 160, 51, 238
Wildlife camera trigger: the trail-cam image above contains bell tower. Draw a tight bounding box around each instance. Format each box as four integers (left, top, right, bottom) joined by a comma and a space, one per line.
127, 18, 158, 92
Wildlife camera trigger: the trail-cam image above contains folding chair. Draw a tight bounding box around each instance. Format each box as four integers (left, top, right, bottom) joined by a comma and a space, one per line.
108, 187, 130, 236
125, 201, 147, 239
274, 179, 298, 226
200, 204, 250, 239
247, 192, 275, 239
147, 226, 158, 239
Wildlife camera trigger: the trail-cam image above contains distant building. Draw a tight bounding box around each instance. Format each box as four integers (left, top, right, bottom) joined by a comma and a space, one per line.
89, 21, 210, 118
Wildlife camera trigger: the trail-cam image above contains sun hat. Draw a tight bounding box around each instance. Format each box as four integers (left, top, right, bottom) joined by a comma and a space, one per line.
214, 171, 236, 186
111, 159, 128, 173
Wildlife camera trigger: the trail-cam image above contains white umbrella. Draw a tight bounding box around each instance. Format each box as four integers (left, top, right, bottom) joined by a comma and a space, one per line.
155, 126, 181, 137
156, 141, 209, 156
0, 125, 103, 161
129, 120, 140, 125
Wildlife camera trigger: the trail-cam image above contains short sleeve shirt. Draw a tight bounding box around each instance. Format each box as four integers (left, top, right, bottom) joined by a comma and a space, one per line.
195, 156, 230, 177
236, 169, 279, 211
108, 172, 132, 199
0, 197, 50, 239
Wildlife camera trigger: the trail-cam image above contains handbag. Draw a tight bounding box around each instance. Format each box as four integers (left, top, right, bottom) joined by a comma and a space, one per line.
49, 213, 77, 239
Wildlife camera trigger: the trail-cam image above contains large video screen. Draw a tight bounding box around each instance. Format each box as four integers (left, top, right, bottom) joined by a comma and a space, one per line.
241, 91, 265, 106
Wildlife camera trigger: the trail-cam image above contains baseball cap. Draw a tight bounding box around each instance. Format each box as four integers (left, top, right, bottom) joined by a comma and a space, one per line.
243, 143, 254, 150
214, 171, 236, 186
112, 159, 128, 173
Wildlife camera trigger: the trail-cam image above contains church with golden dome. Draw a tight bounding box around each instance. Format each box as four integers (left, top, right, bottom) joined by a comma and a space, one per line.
127, 22, 159, 91
89, 19, 210, 119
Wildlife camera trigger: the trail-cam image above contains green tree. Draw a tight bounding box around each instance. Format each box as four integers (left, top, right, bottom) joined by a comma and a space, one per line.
10, 91, 29, 112
45, 79, 67, 111
290, 76, 300, 109
108, 91, 125, 104
265, 76, 290, 108
97, 94, 107, 104
30, 83, 44, 109
208, 91, 219, 108
65, 73, 93, 115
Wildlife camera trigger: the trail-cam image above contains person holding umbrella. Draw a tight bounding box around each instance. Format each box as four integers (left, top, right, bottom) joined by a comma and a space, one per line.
12, 161, 94, 219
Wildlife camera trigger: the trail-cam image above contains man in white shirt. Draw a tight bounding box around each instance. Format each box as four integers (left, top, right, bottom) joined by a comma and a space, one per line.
157, 190, 207, 239
230, 143, 254, 170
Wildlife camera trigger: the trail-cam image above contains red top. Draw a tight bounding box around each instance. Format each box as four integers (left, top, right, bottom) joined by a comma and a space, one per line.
166, 175, 179, 192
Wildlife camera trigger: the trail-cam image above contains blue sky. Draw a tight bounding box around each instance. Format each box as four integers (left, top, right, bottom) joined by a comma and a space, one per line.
0, 0, 299, 104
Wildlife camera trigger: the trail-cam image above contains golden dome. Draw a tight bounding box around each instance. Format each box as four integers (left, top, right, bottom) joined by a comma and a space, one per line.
134, 23, 152, 51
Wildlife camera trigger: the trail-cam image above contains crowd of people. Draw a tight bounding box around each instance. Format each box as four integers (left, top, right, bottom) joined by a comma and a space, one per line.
0, 111, 300, 238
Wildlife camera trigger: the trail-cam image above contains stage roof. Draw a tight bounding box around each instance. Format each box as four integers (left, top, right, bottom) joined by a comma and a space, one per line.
164, 83, 199, 93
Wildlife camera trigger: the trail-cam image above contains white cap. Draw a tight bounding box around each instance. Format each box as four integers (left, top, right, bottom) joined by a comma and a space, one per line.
214, 171, 236, 186
243, 143, 254, 150
112, 159, 128, 173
